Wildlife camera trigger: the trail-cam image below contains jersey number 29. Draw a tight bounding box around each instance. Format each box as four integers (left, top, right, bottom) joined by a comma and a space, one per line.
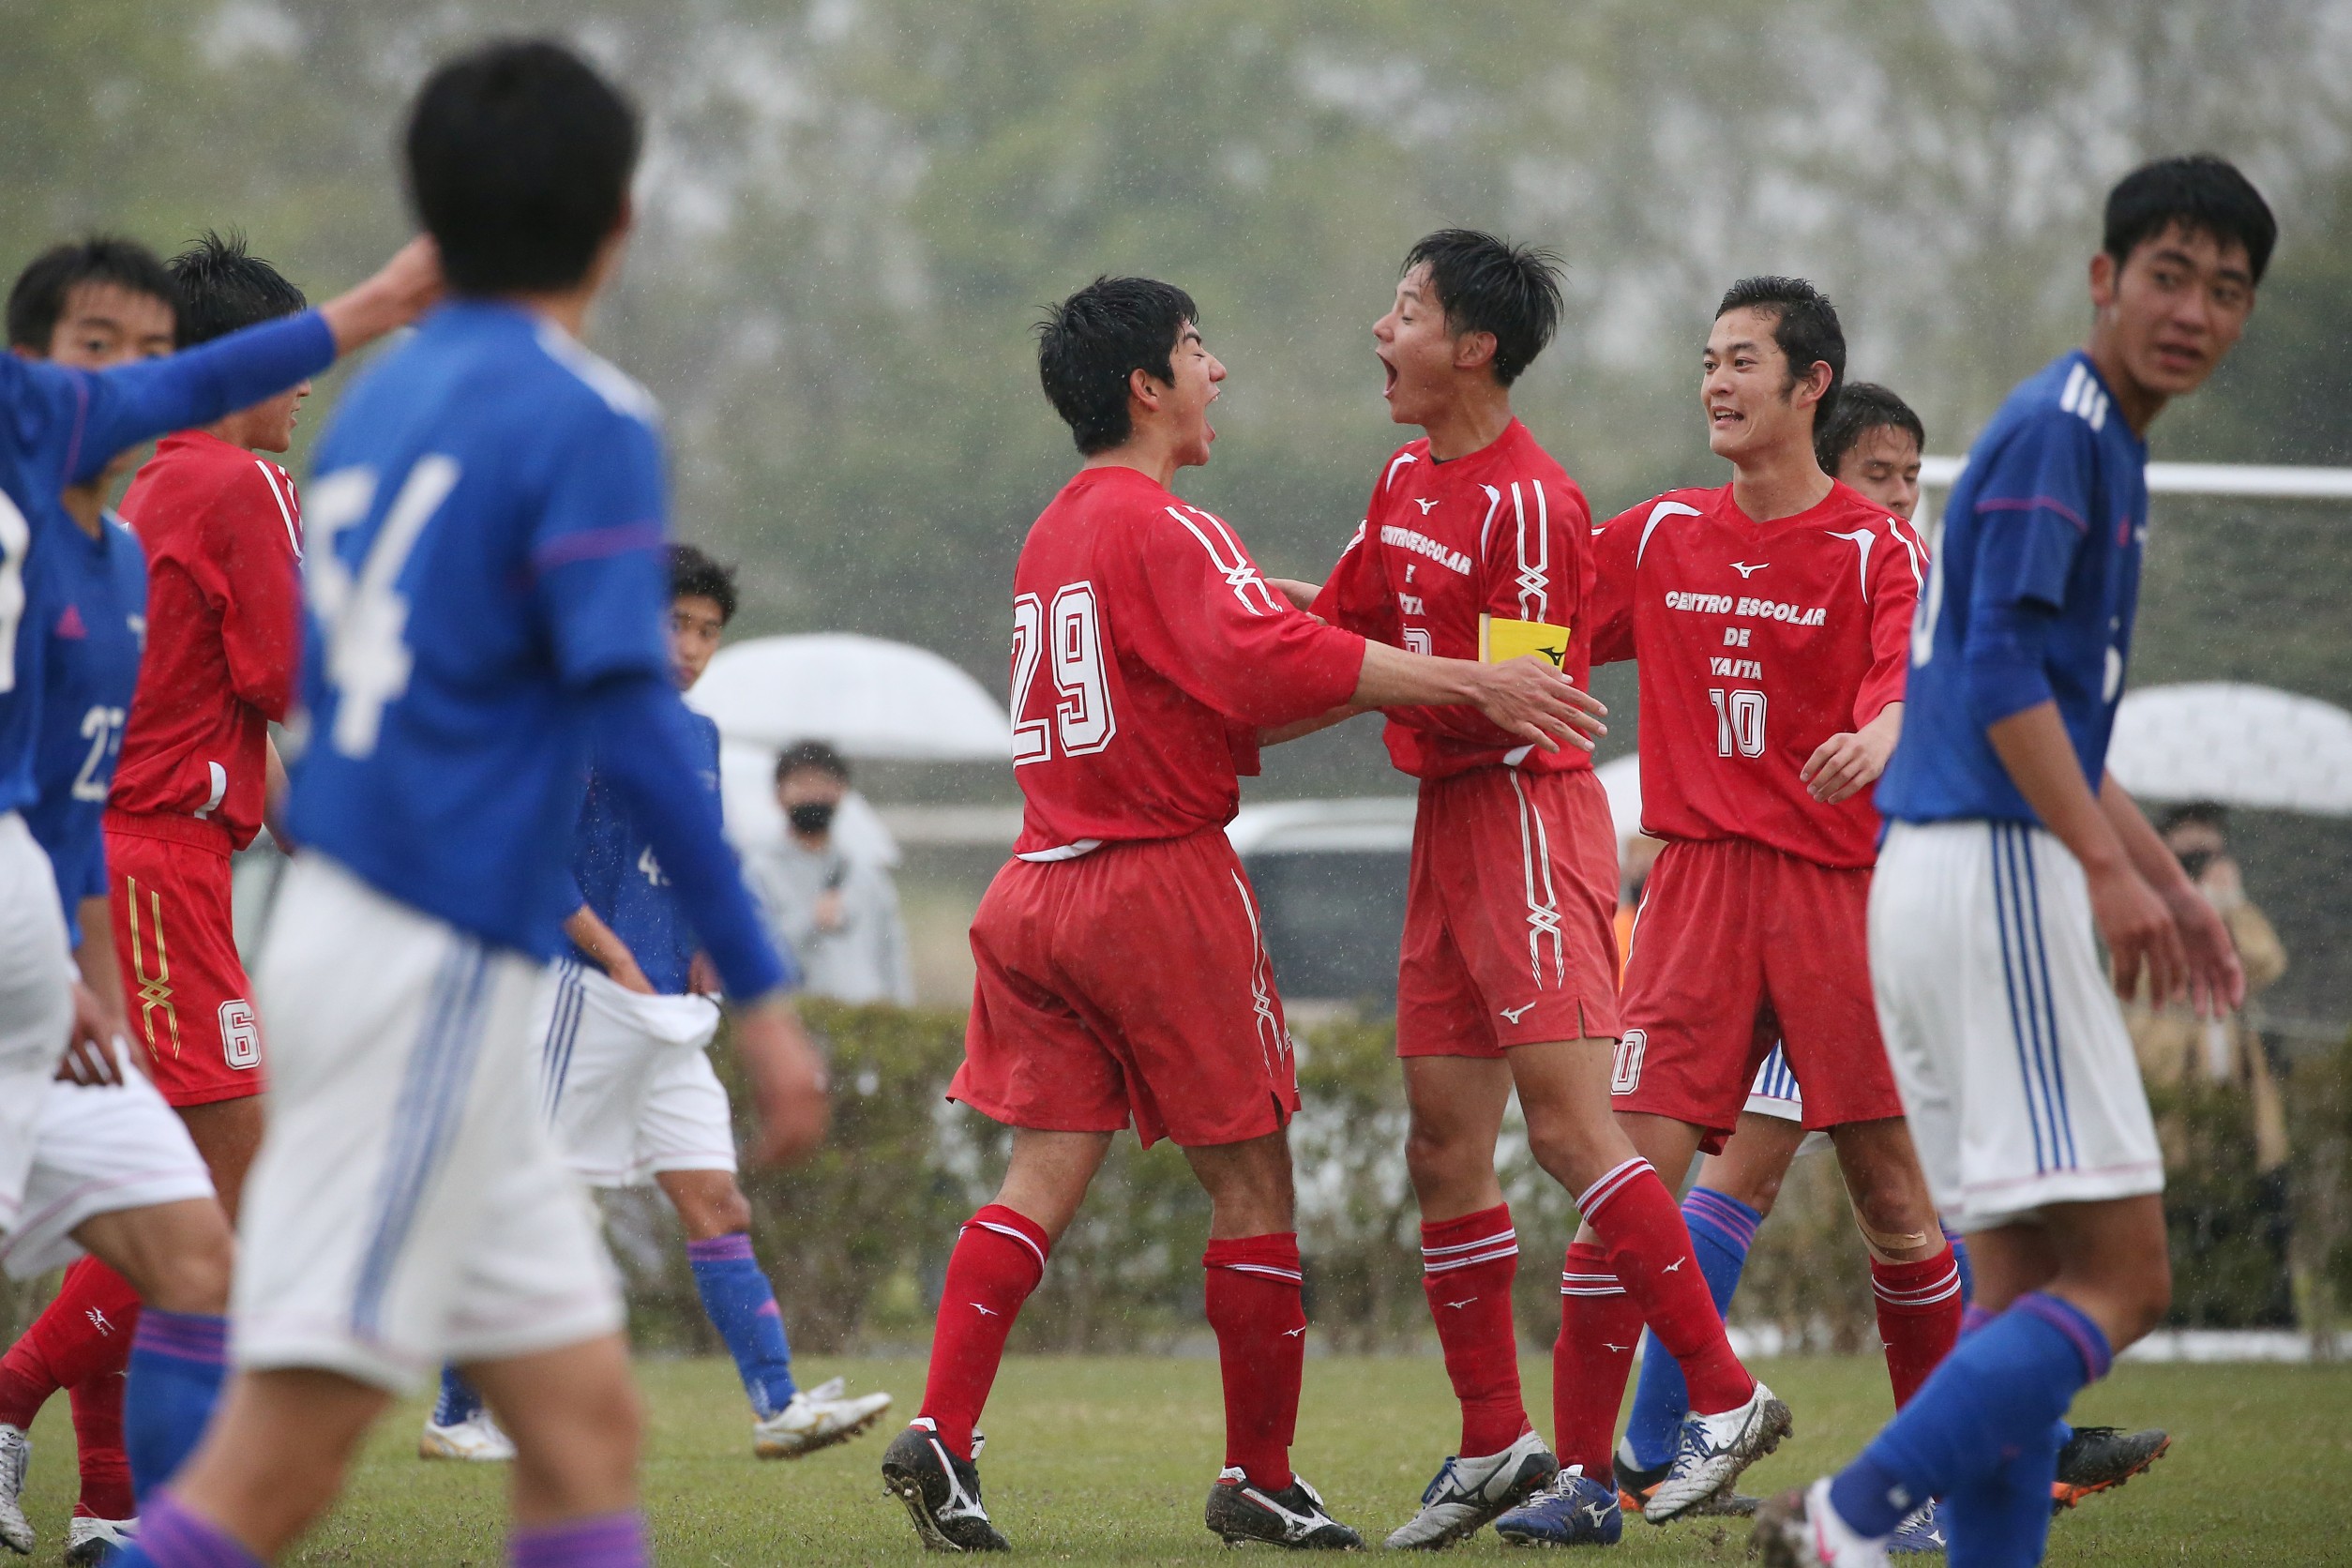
1010, 584, 1117, 765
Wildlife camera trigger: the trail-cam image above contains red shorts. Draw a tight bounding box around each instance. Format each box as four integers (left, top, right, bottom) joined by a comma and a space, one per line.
954, 829, 1297, 1149
106, 811, 266, 1108
1396, 765, 1621, 1058
1612, 837, 1899, 1152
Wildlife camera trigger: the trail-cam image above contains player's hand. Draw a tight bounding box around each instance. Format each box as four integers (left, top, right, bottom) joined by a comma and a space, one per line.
54, 987, 126, 1087
814, 888, 847, 934
1266, 578, 1323, 612
1468, 656, 1607, 753
687, 953, 721, 997
1801, 703, 1902, 805
2163, 880, 2246, 1018
320, 236, 443, 354
606, 952, 657, 995
732, 994, 831, 1166
2087, 860, 2188, 1006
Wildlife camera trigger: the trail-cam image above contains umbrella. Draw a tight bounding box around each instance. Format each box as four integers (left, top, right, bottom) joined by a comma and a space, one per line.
2107, 682, 2352, 815
688, 633, 1010, 760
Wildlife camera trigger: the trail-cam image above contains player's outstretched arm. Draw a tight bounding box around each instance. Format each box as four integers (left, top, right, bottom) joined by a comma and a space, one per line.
315, 235, 442, 354
1802, 701, 1904, 805
2099, 770, 2244, 1018
730, 995, 833, 1167
1351, 641, 1606, 753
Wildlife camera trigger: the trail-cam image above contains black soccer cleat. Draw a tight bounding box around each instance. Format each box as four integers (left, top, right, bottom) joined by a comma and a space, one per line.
882, 1422, 1009, 1552
1205, 1467, 1364, 1549
2051, 1425, 2170, 1513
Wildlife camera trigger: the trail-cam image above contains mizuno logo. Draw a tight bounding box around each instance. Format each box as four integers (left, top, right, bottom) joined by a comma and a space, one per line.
1663, 1258, 1686, 1274
1500, 1003, 1537, 1023
86, 1309, 115, 1335
1414, 497, 1439, 514
1602, 1341, 1628, 1352
1582, 1503, 1613, 1528
969, 1303, 999, 1316
1283, 1326, 1307, 1337
1729, 561, 1768, 578
1444, 1298, 1478, 1310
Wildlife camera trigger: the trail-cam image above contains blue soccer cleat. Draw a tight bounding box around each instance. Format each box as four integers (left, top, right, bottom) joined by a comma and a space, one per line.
1886, 1501, 1947, 1555
1494, 1464, 1624, 1546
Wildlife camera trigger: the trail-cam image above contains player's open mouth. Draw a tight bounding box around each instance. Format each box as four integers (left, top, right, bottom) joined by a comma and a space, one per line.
1380, 357, 1398, 399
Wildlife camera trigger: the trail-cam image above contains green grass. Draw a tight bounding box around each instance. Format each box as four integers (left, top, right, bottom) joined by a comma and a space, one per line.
17, 1355, 2350, 1563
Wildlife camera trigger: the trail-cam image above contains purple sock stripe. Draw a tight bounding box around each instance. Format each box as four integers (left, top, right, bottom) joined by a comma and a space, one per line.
1681, 1188, 1761, 1250
133, 1310, 229, 1364
2015, 1291, 2113, 1381
686, 1233, 756, 1264
140, 1493, 264, 1568
1960, 1304, 1995, 1336
510, 1510, 647, 1568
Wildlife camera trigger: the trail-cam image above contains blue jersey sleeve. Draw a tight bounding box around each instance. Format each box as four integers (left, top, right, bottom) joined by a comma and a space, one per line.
530, 413, 671, 690
38, 312, 336, 487
1961, 414, 2100, 614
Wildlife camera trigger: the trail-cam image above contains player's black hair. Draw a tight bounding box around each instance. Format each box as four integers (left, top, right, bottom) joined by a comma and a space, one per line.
1401, 228, 1565, 386
774, 739, 850, 785
6, 235, 177, 353
1034, 276, 1199, 455
668, 542, 738, 623
1715, 275, 1845, 431
404, 38, 641, 295
2103, 155, 2277, 286
1815, 381, 1924, 475
2157, 800, 2231, 838
167, 230, 307, 349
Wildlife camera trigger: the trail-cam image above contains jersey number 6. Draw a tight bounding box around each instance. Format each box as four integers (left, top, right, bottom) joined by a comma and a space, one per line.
1010, 583, 1117, 765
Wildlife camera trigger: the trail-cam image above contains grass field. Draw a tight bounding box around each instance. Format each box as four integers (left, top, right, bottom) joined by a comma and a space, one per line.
15, 1354, 2349, 1563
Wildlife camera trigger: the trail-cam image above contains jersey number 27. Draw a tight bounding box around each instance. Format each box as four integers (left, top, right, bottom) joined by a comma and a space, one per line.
1010, 584, 1117, 765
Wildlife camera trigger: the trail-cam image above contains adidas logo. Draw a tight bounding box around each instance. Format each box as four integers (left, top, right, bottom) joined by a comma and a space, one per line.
54, 603, 87, 640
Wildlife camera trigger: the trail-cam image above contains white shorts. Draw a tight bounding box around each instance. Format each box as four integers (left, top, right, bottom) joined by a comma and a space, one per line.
235, 855, 624, 1393
1, 1044, 217, 1279
0, 813, 73, 1238
1739, 1045, 1832, 1157
534, 958, 731, 1188
1870, 820, 2164, 1232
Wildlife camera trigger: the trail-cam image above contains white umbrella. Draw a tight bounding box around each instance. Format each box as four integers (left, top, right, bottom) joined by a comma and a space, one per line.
2108, 682, 2352, 816
688, 633, 1010, 761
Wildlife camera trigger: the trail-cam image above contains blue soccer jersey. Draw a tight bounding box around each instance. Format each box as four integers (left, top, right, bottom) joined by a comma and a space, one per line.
23, 515, 147, 941
0, 313, 334, 817
289, 302, 783, 996
1877, 351, 2150, 824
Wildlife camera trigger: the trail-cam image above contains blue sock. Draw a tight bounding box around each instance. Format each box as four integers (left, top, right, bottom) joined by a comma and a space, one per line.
1942, 1223, 1974, 1304
1944, 1417, 2060, 1567
1828, 1291, 2110, 1540
435, 1364, 486, 1426
1622, 1187, 1759, 1470
688, 1233, 796, 1418
124, 1312, 229, 1504
106, 1490, 262, 1568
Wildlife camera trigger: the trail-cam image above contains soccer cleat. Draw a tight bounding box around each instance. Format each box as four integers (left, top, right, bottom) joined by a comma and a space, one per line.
882, 1421, 1007, 1552
1884, 1501, 1946, 1556
1492, 1463, 1623, 1546
1613, 1439, 1756, 1518
2050, 1425, 2169, 1512
417, 1407, 517, 1462
1384, 1429, 1558, 1548
65, 1515, 136, 1565
1752, 1478, 1890, 1568
1644, 1380, 1791, 1523
1204, 1468, 1363, 1549
754, 1377, 895, 1459
0, 1424, 31, 1554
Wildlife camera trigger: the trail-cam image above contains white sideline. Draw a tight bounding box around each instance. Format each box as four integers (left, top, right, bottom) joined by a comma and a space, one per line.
1922, 455, 2352, 502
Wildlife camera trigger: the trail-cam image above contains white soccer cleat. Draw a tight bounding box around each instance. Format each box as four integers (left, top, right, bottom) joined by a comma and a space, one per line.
753, 1376, 894, 1459
418, 1408, 517, 1462
1752, 1477, 1892, 1568
65, 1515, 136, 1565
0, 1424, 32, 1554
1646, 1379, 1792, 1522
1383, 1428, 1560, 1548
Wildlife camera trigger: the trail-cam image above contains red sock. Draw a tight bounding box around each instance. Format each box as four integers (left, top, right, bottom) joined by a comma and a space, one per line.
1554, 1241, 1640, 1483
1871, 1244, 1965, 1407
68, 1374, 132, 1520
917, 1205, 1048, 1460
1203, 1233, 1305, 1492
1420, 1203, 1530, 1457
0, 1259, 141, 1427
1580, 1158, 1755, 1414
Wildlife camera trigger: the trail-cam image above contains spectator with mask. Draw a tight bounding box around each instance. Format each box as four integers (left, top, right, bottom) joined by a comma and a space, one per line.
746, 741, 915, 1006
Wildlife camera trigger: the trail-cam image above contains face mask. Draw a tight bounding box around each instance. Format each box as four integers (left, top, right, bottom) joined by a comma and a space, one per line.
788, 801, 837, 837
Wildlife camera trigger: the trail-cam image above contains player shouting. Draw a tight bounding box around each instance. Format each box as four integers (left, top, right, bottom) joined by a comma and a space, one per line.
421, 544, 890, 1465
1755, 156, 2270, 1568
880, 273, 1600, 1553
107, 42, 827, 1568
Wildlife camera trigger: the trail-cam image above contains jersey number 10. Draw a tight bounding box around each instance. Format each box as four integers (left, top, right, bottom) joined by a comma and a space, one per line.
1708, 687, 1768, 759
1010, 584, 1117, 765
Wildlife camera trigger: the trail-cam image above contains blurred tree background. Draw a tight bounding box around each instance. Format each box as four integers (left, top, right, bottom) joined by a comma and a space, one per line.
4, 0, 2347, 1022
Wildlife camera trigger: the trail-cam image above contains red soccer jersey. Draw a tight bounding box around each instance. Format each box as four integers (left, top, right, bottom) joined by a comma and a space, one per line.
111, 430, 305, 849
1310, 419, 1596, 780
1589, 480, 1925, 868
1008, 465, 1365, 857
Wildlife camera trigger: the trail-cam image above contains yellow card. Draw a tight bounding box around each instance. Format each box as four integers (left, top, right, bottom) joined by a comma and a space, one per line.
1478, 612, 1572, 669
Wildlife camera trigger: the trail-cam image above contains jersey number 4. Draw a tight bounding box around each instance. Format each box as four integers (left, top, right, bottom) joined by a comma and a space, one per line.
1010, 584, 1116, 765
306, 457, 463, 758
